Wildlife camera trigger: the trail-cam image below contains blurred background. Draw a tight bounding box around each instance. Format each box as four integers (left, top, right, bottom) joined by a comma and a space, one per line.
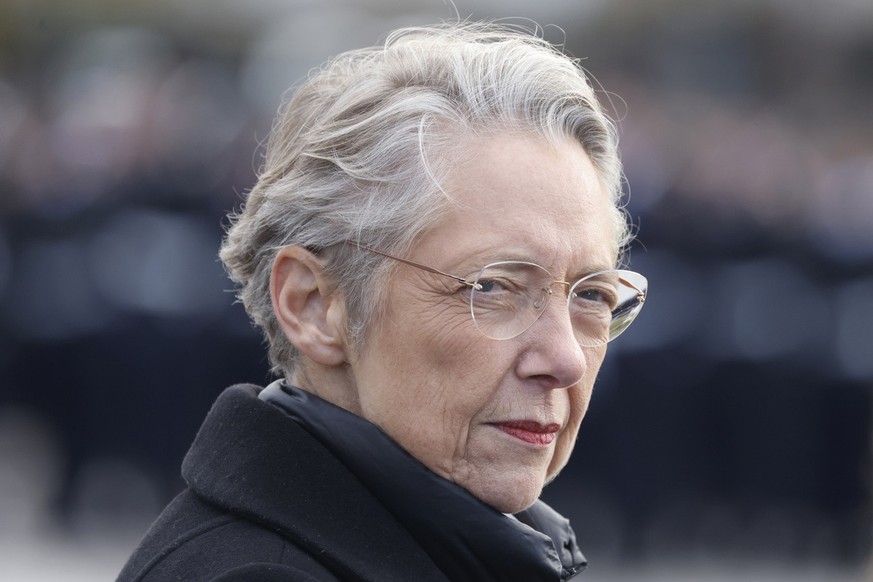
0, 0, 871, 580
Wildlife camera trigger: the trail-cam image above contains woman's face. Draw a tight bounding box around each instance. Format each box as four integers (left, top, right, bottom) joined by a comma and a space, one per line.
345, 133, 617, 513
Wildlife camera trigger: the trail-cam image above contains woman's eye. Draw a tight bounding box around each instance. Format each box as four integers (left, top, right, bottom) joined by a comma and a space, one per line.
572, 285, 617, 309
575, 288, 604, 302
476, 281, 494, 293
476, 279, 501, 293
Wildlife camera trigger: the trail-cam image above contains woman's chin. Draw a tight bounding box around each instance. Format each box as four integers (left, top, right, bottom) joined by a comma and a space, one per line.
464, 471, 545, 515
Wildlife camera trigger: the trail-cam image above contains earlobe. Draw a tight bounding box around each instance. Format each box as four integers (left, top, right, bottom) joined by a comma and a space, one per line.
270, 246, 348, 366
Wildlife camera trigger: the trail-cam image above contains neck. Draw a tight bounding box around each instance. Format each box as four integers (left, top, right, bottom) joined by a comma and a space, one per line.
291, 360, 361, 416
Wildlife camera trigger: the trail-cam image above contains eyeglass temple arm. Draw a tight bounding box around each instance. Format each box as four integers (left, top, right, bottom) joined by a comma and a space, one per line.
344, 241, 477, 288
346, 242, 644, 300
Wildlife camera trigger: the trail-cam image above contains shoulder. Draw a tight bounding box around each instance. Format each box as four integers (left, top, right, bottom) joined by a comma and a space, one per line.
118, 490, 340, 582
121, 385, 445, 582
210, 563, 327, 582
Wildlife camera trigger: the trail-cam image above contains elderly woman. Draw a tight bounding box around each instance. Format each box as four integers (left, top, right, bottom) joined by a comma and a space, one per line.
120, 21, 646, 582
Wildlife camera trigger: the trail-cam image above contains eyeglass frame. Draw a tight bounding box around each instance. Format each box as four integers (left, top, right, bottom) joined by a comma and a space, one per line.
343, 241, 646, 344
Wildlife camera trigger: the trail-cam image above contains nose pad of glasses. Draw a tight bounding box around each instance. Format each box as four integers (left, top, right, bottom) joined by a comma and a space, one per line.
532, 287, 551, 311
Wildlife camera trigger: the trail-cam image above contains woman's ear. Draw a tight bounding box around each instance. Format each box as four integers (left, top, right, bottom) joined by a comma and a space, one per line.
270, 246, 348, 366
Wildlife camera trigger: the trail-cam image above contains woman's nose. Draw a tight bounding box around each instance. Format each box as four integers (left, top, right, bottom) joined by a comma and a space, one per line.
516, 299, 589, 389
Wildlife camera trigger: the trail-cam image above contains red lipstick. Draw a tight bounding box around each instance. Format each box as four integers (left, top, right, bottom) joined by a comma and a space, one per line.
495, 421, 560, 445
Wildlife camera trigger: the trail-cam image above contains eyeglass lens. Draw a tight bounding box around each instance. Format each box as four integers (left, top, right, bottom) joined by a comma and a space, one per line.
469, 261, 646, 345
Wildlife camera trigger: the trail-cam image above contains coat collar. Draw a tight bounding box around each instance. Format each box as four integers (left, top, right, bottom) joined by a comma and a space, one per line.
182, 384, 448, 582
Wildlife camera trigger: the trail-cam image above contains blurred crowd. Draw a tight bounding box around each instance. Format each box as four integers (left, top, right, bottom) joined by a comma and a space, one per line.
0, 0, 871, 577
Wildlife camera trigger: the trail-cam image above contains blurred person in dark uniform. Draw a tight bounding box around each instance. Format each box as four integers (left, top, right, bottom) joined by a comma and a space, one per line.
119, 21, 647, 582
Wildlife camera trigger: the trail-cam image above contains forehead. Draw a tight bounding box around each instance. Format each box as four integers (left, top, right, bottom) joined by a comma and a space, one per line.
421, 133, 617, 272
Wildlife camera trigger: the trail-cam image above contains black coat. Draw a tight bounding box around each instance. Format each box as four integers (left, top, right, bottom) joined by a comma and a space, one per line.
119, 383, 587, 581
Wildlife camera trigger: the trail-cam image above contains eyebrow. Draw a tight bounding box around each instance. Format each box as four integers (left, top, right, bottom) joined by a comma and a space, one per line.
459, 255, 617, 285
477, 249, 616, 281
565, 262, 619, 282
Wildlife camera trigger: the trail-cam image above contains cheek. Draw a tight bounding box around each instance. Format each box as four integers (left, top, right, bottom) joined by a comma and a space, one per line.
408, 334, 508, 435
547, 349, 605, 478
360, 307, 509, 454
401, 297, 504, 395
553, 386, 591, 464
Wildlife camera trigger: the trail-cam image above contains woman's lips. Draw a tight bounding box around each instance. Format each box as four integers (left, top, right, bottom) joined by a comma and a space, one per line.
494, 421, 560, 445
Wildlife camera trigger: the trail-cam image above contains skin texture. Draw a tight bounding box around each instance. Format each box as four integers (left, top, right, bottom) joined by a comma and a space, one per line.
273, 133, 618, 514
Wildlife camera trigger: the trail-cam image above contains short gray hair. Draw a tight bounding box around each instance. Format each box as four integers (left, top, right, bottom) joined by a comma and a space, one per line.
219, 21, 630, 377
